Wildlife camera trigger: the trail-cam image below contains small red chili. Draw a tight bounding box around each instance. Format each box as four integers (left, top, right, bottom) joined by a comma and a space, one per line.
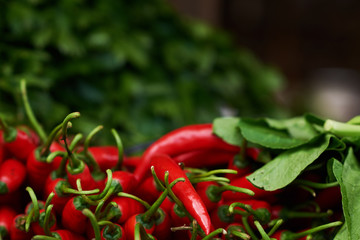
105, 196, 145, 224
0, 158, 26, 194
10, 214, 34, 240
61, 196, 90, 235
0, 205, 17, 239
134, 123, 240, 182
88, 146, 119, 172
136, 176, 163, 204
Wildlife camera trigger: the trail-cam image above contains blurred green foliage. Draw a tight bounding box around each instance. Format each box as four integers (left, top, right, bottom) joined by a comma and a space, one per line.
0, 0, 287, 146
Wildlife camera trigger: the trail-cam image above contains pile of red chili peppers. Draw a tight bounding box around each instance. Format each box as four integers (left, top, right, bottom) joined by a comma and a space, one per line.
0, 82, 343, 240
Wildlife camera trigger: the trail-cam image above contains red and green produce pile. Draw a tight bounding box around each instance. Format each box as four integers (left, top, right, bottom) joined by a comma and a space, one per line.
1, 84, 357, 239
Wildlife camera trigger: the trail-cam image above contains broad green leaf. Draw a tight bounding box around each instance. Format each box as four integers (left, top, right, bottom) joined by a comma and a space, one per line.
334, 224, 348, 240
333, 148, 360, 240
213, 117, 242, 146
238, 117, 316, 149
247, 134, 334, 191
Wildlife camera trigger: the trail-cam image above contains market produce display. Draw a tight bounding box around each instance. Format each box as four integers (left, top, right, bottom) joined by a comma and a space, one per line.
0, 82, 353, 239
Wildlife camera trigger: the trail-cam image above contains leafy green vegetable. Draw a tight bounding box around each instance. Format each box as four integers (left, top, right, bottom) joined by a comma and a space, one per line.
333, 148, 360, 239
247, 134, 341, 191
238, 116, 317, 149
212, 117, 242, 146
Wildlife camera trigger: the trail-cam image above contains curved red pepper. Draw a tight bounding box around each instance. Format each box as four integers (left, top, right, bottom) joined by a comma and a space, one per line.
173, 149, 237, 168
0, 158, 26, 194
0, 206, 17, 238
151, 154, 213, 235
10, 214, 33, 240
134, 123, 240, 182
61, 196, 90, 235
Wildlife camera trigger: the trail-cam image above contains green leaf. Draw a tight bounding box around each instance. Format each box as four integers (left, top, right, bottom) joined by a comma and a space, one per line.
334, 224, 348, 240
333, 148, 360, 240
247, 134, 335, 191
212, 117, 242, 146
238, 117, 317, 149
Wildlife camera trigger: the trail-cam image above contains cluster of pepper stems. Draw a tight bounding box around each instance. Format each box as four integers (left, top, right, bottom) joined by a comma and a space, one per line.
0, 81, 343, 240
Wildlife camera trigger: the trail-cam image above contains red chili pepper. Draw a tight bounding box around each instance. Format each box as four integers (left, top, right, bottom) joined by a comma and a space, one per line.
10, 214, 34, 240
152, 208, 171, 240
88, 146, 119, 172
222, 223, 248, 240
195, 181, 254, 212
61, 196, 90, 235
169, 202, 191, 228
134, 123, 240, 182
49, 141, 66, 170
0, 122, 37, 162
0, 206, 17, 239
173, 149, 237, 168
210, 204, 240, 229
124, 214, 156, 240
0, 158, 26, 194
222, 174, 281, 201
49, 229, 86, 240
136, 176, 163, 204
123, 155, 142, 170
109, 170, 138, 194
31, 208, 57, 235
106, 196, 145, 224
151, 154, 213, 235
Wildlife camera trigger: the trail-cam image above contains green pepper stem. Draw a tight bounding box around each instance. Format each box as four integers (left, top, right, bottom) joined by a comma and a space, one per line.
82, 125, 103, 171
111, 128, 124, 171
213, 184, 255, 197
201, 228, 226, 240
141, 173, 185, 223
44, 192, 55, 211
231, 230, 251, 240
242, 216, 258, 240
31, 236, 58, 240
62, 112, 81, 168
190, 220, 199, 240
254, 220, 271, 240
267, 219, 284, 237
190, 176, 230, 184
284, 209, 333, 219
297, 185, 316, 197
294, 179, 339, 189
150, 166, 166, 191
43, 204, 54, 236
290, 221, 343, 239
192, 169, 238, 178
25, 209, 34, 232
83, 208, 101, 240
20, 79, 47, 143
117, 192, 151, 209
324, 119, 360, 137
26, 187, 39, 220
88, 169, 113, 201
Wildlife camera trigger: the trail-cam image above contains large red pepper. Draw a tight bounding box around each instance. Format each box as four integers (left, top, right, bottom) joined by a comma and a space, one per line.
173, 149, 237, 168
134, 123, 240, 182
0, 158, 26, 194
0, 206, 17, 239
151, 154, 213, 235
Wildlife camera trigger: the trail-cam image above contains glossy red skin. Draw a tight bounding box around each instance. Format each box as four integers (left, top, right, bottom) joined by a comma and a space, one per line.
195, 181, 221, 212
136, 176, 162, 204
43, 176, 73, 214
123, 155, 142, 169
1, 129, 37, 162
222, 174, 281, 201
61, 196, 89, 234
151, 154, 212, 235
88, 146, 119, 172
134, 123, 240, 182
10, 214, 33, 240
111, 171, 138, 193
0, 158, 26, 193
173, 149, 237, 168
159, 197, 173, 214
110, 196, 145, 224
152, 208, 171, 240
31, 209, 57, 235
26, 148, 53, 194
53, 229, 86, 240
49, 142, 66, 170
124, 214, 155, 240
101, 223, 126, 240
0, 206, 17, 238
66, 163, 97, 191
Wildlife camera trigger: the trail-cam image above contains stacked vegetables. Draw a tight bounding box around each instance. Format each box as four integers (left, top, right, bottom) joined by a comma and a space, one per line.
0, 82, 353, 239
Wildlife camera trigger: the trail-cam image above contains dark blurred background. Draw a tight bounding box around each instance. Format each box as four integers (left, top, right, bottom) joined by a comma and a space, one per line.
1, 0, 360, 146
169, 0, 360, 121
